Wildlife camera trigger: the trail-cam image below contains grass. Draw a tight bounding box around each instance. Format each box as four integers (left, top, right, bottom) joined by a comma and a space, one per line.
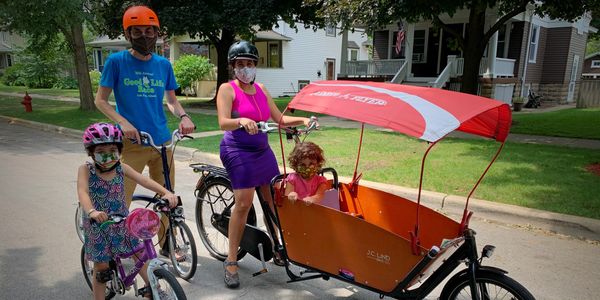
511, 108, 600, 140
181, 128, 600, 219
2, 88, 600, 219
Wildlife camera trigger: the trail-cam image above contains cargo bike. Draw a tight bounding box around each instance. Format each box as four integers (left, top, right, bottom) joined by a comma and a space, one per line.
191, 80, 534, 299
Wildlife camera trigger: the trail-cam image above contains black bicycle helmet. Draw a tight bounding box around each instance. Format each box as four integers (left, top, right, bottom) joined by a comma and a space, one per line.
228, 40, 259, 63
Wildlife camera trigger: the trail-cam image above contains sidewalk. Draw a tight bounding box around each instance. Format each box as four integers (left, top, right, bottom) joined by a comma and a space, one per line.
3, 113, 600, 242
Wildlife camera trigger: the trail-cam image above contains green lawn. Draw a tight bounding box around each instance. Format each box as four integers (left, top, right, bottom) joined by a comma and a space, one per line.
511, 108, 600, 140
181, 128, 600, 219
2, 90, 600, 219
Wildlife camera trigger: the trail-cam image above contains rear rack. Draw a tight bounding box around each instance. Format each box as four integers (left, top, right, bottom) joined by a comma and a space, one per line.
189, 163, 229, 178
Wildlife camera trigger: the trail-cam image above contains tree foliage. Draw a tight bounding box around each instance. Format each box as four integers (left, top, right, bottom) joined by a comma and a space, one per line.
0, 0, 96, 110
92, 0, 323, 101
311, 0, 600, 94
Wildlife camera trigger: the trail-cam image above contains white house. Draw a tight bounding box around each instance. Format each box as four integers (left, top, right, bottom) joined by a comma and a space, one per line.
0, 31, 26, 75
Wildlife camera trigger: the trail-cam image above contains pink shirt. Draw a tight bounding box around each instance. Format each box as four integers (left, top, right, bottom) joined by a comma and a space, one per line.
285, 173, 328, 200
229, 81, 270, 121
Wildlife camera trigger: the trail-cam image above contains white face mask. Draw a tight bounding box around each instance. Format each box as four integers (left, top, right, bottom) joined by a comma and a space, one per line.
234, 67, 256, 84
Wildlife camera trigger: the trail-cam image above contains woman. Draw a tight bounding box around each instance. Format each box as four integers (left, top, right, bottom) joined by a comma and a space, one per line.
216, 40, 313, 288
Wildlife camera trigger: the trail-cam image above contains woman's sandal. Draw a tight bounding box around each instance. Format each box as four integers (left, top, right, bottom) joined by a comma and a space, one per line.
223, 260, 240, 288
138, 286, 152, 299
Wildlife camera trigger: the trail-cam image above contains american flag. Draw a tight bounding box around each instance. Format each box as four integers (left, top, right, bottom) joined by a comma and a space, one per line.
395, 23, 405, 55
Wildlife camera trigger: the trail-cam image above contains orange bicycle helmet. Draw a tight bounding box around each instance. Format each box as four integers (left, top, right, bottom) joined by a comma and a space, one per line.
122, 6, 160, 31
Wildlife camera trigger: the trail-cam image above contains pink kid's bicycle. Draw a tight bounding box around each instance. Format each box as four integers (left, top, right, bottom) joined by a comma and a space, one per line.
80, 199, 187, 299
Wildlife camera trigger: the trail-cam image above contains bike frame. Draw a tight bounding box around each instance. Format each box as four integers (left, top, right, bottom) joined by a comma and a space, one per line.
112, 239, 158, 288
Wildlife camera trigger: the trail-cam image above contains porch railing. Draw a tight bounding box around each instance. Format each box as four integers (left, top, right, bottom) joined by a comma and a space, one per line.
344, 59, 406, 77
455, 57, 515, 77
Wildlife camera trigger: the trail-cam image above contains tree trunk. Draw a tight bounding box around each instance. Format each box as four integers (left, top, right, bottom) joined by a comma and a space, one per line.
69, 23, 95, 111
213, 28, 235, 103
460, 1, 488, 95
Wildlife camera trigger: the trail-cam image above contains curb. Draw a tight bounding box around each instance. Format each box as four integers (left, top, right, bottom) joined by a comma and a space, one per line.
4, 115, 600, 242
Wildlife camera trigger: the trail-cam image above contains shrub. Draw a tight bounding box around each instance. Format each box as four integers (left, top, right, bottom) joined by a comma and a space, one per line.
173, 55, 214, 96
89, 70, 101, 91
53, 76, 79, 89
1, 64, 26, 86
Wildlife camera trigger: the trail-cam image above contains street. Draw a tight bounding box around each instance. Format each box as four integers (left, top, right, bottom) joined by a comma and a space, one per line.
1, 121, 599, 299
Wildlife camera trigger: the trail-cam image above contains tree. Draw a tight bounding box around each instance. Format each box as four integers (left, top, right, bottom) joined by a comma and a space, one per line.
92, 0, 322, 102
311, 0, 600, 95
0, 0, 96, 110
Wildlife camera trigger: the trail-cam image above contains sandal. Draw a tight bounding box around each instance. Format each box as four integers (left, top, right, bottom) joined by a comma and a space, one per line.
223, 260, 240, 288
159, 248, 186, 262
272, 251, 285, 266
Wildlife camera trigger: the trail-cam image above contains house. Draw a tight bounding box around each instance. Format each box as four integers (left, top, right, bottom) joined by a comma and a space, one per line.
338, 6, 595, 104
0, 31, 26, 75
582, 52, 600, 79
88, 21, 369, 98
88, 35, 166, 72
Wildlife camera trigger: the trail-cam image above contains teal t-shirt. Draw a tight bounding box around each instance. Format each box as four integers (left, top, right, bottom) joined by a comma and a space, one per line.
100, 50, 178, 145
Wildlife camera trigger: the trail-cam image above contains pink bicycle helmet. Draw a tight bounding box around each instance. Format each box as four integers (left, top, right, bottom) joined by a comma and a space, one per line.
82, 122, 123, 149
126, 208, 161, 239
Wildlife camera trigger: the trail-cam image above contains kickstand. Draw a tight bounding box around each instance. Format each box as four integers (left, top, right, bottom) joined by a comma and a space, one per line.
252, 243, 268, 277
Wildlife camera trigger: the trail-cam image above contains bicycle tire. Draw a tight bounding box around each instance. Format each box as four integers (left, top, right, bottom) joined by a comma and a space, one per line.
195, 177, 257, 261
151, 268, 187, 299
75, 204, 85, 243
440, 269, 535, 300
80, 245, 116, 299
168, 221, 198, 280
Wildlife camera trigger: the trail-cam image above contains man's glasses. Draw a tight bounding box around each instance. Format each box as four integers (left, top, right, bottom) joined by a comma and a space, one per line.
130, 27, 156, 39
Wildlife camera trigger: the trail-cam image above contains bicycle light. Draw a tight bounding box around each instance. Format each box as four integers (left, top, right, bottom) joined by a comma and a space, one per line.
482, 245, 495, 258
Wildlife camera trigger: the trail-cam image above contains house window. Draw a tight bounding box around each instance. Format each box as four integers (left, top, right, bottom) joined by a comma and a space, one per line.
528, 24, 539, 63
591, 60, 600, 68
496, 24, 507, 58
350, 49, 358, 61
6, 54, 11, 67
413, 29, 426, 63
268, 42, 281, 68
298, 80, 310, 91
325, 25, 336, 37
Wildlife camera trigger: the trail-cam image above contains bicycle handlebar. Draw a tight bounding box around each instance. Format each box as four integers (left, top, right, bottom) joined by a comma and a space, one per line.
256, 116, 319, 135
96, 199, 171, 229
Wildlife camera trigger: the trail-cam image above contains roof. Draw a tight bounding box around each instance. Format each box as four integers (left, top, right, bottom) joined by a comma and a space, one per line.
254, 30, 292, 41
585, 52, 600, 60
347, 41, 359, 49
0, 42, 13, 53
87, 35, 164, 48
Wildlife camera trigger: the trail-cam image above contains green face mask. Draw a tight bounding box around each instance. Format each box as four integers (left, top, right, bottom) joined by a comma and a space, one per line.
93, 151, 120, 172
297, 164, 319, 179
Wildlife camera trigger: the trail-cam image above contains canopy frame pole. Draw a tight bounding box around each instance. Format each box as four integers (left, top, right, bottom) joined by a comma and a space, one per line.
459, 141, 506, 233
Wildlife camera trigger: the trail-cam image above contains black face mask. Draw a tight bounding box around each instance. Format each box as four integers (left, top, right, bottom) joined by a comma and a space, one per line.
130, 35, 157, 56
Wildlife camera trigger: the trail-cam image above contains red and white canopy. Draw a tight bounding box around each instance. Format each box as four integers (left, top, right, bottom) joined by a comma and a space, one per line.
288, 81, 512, 142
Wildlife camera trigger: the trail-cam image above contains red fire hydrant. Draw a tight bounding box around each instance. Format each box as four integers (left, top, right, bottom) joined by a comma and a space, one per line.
21, 91, 32, 112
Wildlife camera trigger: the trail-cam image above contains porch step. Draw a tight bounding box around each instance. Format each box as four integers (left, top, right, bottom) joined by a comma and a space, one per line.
401, 81, 434, 87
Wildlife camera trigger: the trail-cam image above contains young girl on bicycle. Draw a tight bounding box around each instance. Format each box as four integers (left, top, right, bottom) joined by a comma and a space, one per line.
77, 122, 178, 300
284, 142, 329, 205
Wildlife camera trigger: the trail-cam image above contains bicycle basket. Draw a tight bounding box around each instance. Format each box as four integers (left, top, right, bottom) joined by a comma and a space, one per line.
126, 208, 161, 239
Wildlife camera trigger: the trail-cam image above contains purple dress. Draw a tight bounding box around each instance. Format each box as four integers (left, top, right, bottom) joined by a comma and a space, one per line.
220, 81, 280, 189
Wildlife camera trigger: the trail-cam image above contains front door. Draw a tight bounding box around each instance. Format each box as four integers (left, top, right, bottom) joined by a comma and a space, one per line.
567, 55, 579, 102
326, 59, 336, 80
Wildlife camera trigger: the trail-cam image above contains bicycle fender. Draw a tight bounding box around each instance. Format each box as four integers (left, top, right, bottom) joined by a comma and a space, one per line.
452, 265, 509, 279
146, 259, 167, 297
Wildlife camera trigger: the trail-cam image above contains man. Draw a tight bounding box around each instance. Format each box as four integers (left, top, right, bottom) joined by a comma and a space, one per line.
94, 5, 195, 255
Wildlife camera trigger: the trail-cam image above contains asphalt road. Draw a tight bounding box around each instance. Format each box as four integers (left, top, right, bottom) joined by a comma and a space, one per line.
1, 121, 599, 299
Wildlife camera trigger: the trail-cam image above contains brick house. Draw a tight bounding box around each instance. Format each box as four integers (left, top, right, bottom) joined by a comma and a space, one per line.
338, 6, 595, 104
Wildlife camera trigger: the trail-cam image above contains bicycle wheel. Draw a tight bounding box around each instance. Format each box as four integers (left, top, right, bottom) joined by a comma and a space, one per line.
195, 177, 257, 261
75, 204, 85, 243
440, 269, 535, 300
151, 268, 187, 299
80, 245, 116, 299
168, 222, 198, 280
